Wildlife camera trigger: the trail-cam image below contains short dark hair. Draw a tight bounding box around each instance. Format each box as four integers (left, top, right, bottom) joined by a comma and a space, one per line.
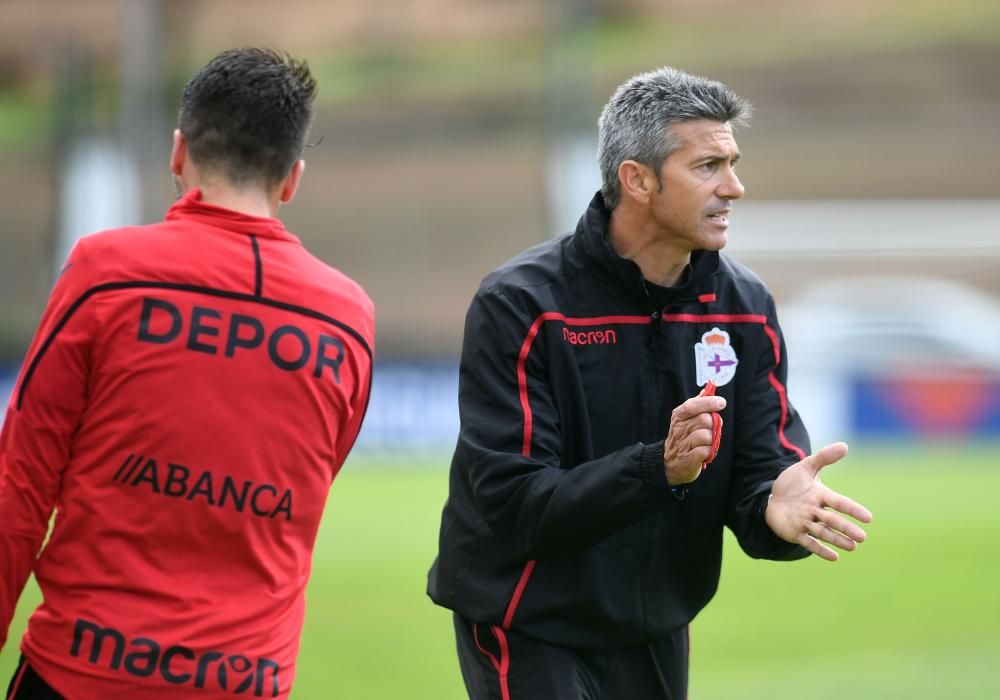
178, 48, 317, 189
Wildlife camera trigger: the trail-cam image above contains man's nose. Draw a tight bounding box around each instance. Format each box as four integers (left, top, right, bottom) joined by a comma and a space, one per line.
719, 169, 745, 200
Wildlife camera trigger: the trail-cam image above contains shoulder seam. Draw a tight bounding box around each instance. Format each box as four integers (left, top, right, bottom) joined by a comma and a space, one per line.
249, 235, 263, 297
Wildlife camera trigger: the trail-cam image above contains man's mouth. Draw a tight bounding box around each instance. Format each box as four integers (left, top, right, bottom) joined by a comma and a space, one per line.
706, 210, 730, 225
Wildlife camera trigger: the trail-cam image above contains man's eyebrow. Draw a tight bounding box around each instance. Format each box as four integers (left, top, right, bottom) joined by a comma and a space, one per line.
693, 152, 741, 164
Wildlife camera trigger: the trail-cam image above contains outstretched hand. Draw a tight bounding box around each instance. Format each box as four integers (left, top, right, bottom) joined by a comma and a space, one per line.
764, 442, 873, 561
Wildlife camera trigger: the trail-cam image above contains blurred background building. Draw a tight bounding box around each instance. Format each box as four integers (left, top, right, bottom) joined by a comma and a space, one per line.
1, 0, 999, 452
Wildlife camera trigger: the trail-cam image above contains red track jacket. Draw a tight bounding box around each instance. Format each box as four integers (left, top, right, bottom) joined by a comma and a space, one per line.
0, 190, 374, 698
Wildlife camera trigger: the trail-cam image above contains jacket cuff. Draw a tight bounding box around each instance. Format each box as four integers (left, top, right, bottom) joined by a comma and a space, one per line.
639, 441, 675, 505
755, 487, 809, 560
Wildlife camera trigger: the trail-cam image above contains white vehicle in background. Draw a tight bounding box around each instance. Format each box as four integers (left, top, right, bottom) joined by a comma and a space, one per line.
780, 277, 1000, 446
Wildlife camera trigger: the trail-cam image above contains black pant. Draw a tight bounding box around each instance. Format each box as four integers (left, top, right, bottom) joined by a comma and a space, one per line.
5, 657, 63, 700
454, 614, 688, 700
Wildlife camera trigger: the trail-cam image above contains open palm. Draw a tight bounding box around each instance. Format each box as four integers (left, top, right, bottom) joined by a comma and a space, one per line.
765, 442, 873, 561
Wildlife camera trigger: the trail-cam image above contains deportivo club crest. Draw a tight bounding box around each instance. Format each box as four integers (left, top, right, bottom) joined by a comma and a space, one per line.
695, 327, 738, 387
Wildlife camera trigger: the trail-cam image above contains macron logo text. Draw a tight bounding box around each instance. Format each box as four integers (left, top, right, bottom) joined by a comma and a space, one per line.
70, 618, 280, 697
562, 327, 617, 346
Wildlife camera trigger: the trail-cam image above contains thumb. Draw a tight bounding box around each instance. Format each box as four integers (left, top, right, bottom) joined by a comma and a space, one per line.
802, 442, 849, 476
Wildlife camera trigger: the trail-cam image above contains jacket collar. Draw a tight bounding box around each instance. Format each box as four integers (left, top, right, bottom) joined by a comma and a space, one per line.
575, 191, 719, 310
165, 188, 300, 243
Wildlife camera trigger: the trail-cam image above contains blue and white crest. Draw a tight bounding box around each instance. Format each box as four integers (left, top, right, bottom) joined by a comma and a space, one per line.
695, 327, 738, 387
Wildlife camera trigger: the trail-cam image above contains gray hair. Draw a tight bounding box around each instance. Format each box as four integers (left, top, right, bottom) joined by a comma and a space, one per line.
597, 67, 752, 209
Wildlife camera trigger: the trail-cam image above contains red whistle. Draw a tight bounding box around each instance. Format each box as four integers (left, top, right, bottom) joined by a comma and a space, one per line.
701, 380, 722, 470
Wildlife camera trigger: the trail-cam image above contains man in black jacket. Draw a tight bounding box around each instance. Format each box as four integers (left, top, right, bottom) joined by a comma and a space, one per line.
428, 67, 872, 700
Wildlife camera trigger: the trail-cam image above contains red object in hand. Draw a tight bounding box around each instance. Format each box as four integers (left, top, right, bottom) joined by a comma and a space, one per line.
701, 380, 722, 470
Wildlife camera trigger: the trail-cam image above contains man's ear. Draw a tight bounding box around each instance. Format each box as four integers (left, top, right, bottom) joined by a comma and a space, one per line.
278, 159, 306, 205
169, 129, 186, 176
617, 160, 656, 205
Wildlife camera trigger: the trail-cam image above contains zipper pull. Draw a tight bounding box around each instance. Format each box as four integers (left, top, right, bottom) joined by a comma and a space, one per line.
647, 309, 661, 349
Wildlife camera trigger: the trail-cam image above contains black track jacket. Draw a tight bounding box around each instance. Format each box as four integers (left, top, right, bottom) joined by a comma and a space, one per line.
428, 193, 810, 651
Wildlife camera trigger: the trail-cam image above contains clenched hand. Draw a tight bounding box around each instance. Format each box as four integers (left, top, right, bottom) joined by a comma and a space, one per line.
663, 394, 726, 486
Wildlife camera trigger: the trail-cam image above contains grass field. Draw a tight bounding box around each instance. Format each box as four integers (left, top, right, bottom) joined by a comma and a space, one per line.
2, 446, 998, 698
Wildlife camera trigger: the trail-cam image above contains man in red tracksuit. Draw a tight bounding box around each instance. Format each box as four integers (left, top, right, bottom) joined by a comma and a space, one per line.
0, 49, 374, 699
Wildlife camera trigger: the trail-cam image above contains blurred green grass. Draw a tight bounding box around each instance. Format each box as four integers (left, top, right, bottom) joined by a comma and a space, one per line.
1, 447, 998, 698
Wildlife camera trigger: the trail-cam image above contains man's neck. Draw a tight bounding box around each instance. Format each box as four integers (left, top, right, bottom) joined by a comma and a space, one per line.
608, 205, 691, 288
192, 180, 279, 218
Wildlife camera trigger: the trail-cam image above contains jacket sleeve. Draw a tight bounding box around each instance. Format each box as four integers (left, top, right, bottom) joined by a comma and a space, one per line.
0, 241, 97, 650
455, 288, 673, 560
725, 295, 811, 560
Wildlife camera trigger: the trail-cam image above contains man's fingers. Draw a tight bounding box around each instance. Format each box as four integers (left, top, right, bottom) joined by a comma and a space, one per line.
801, 442, 849, 476
672, 396, 726, 422
823, 489, 873, 524
688, 445, 712, 466
678, 432, 713, 467
687, 427, 714, 450
806, 520, 857, 552
669, 412, 713, 443
796, 532, 838, 562
815, 508, 868, 544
